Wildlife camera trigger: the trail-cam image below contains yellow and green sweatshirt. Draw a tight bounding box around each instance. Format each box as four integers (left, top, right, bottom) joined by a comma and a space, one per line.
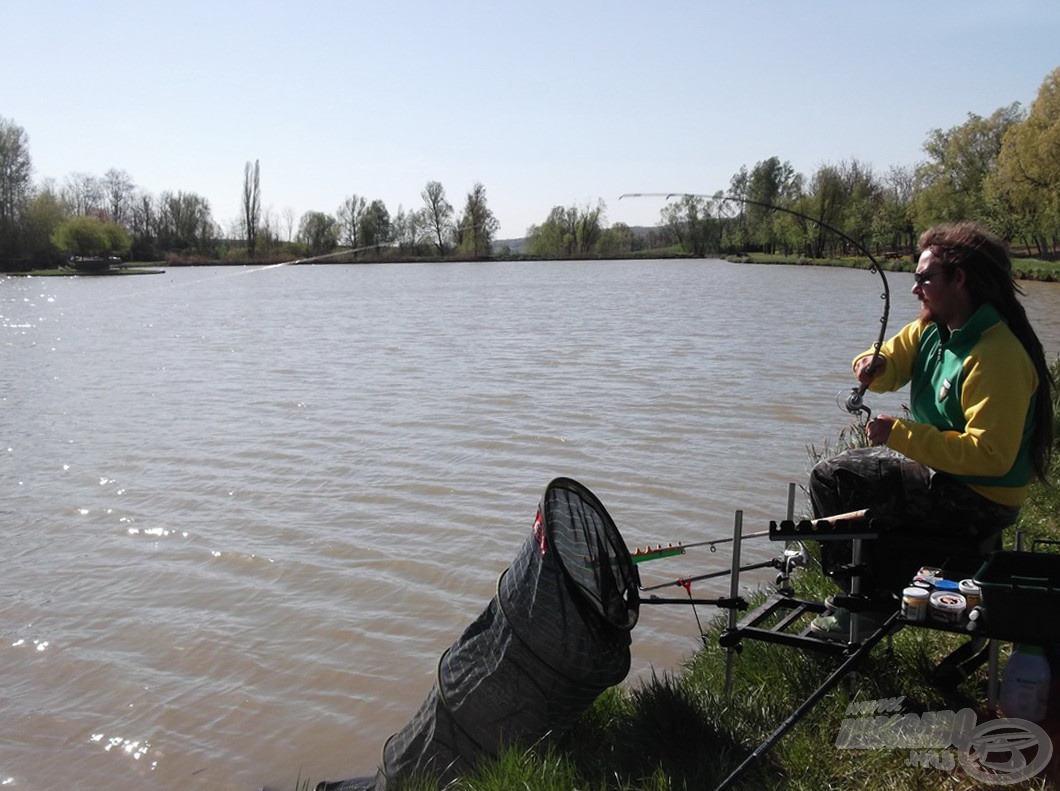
854, 303, 1038, 507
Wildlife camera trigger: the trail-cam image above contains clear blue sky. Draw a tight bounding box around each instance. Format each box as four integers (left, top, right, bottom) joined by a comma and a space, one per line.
4, 1, 1058, 240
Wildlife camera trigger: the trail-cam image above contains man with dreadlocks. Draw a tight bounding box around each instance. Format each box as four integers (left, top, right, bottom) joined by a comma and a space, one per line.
810, 220, 1054, 639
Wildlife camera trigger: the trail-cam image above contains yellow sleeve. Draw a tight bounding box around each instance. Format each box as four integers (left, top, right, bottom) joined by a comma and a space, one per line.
851, 320, 926, 393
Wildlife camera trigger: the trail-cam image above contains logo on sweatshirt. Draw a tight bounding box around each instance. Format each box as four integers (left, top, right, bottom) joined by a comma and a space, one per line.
939, 377, 952, 401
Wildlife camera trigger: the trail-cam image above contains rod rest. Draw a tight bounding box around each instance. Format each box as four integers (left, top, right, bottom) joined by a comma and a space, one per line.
769, 517, 879, 542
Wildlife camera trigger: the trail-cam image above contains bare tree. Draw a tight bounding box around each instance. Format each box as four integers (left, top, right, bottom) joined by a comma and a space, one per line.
0, 116, 32, 259
242, 159, 261, 256
392, 205, 425, 252
421, 180, 453, 255
103, 168, 135, 227
157, 190, 215, 252
281, 207, 296, 242
63, 172, 103, 216
336, 194, 366, 249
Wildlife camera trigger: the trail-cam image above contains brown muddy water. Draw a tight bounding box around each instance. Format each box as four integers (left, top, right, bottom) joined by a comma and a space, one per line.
3, 259, 1059, 789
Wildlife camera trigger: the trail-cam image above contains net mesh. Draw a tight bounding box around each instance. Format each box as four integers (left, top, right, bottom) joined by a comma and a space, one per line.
317, 478, 638, 791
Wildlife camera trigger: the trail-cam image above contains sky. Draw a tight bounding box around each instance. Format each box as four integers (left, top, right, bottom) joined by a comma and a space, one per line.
3, 1, 1059, 241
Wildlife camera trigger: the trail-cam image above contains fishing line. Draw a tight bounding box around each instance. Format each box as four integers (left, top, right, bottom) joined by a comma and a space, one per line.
45, 244, 386, 307
620, 192, 891, 424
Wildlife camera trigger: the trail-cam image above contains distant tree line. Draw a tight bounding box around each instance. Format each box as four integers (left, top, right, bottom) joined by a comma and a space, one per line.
530, 67, 1060, 261
0, 129, 504, 270
1, 67, 1057, 271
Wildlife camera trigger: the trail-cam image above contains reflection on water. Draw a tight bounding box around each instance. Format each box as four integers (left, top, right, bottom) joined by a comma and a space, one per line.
2, 261, 1058, 789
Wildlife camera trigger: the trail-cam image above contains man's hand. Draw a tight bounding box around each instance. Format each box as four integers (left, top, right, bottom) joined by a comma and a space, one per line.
855, 355, 887, 385
866, 415, 896, 446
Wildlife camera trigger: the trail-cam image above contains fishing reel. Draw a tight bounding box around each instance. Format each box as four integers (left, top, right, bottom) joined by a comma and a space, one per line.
837, 386, 872, 425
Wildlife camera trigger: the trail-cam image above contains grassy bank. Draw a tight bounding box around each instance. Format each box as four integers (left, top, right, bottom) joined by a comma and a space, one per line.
369, 360, 1060, 791
734, 252, 1060, 283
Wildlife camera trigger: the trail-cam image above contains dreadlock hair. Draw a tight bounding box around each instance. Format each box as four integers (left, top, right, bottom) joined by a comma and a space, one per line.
919, 220, 1054, 481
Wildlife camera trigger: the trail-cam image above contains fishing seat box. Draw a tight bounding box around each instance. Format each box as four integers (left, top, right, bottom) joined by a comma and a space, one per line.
974, 550, 1060, 644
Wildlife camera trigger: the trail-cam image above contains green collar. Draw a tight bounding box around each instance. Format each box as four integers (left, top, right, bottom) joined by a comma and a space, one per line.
940, 303, 1002, 353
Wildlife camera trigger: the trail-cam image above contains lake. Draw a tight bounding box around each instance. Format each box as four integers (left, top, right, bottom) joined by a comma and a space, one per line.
3, 259, 1059, 789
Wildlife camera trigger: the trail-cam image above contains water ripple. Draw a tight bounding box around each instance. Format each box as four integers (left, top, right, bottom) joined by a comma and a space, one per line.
1, 262, 1058, 789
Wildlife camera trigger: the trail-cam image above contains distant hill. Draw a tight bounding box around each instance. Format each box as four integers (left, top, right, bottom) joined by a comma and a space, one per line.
493, 237, 529, 254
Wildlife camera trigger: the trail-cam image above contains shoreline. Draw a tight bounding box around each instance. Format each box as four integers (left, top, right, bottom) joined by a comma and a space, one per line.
7, 252, 1058, 282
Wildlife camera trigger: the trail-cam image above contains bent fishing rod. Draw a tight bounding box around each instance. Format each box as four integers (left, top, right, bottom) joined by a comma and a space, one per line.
620, 192, 892, 424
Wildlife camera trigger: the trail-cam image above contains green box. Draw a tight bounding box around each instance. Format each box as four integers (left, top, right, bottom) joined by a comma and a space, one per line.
974, 550, 1060, 644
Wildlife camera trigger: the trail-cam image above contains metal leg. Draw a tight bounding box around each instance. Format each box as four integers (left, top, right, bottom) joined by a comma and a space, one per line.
988, 641, 1001, 711
713, 612, 900, 791
849, 538, 863, 644
723, 510, 744, 698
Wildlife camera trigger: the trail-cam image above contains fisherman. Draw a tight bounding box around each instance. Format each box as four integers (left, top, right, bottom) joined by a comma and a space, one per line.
809, 220, 1054, 639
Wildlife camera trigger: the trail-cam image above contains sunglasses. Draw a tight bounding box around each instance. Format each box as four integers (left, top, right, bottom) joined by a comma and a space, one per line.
913, 267, 948, 287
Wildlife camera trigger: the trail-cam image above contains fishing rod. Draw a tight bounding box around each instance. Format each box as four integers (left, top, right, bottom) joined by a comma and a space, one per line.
638, 546, 810, 594
634, 505, 870, 592
278, 241, 399, 266
628, 531, 772, 564
620, 192, 891, 424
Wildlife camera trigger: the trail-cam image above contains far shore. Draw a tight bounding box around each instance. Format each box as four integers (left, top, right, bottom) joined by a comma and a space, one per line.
6, 251, 1059, 282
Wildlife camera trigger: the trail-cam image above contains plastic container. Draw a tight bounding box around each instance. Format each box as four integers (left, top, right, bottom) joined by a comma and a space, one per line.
902, 586, 930, 622
929, 591, 966, 623
914, 567, 942, 587
959, 579, 981, 609
1000, 644, 1051, 722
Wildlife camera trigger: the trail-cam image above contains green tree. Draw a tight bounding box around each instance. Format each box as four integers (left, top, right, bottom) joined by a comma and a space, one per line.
913, 103, 1024, 229
781, 159, 880, 258
987, 67, 1060, 256
21, 184, 69, 265
873, 165, 917, 254
360, 199, 391, 250
526, 206, 570, 257
745, 157, 802, 253
838, 159, 882, 255
727, 167, 751, 250
796, 163, 854, 257
527, 201, 606, 258
573, 200, 605, 256
598, 221, 634, 257
0, 116, 32, 260
297, 211, 338, 256
661, 194, 716, 256
52, 214, 130, 258
455, 182, 499, 258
